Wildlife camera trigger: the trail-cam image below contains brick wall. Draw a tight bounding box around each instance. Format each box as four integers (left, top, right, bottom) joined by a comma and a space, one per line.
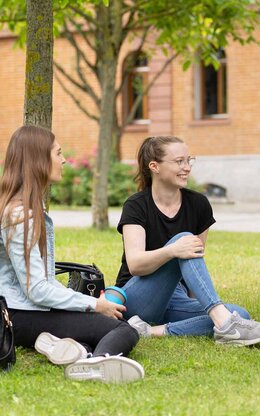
0, 35, 25, 160
0, 31, 259, 163
171, 39, 260, 156
0, 33, 173, 162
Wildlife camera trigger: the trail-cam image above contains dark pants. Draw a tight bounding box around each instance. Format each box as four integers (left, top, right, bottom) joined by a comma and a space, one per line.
9, 309, 139, 357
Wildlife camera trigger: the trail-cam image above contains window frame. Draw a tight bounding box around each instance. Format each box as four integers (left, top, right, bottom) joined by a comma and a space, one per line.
123, 53, 150, 125
194, 52, 228, 120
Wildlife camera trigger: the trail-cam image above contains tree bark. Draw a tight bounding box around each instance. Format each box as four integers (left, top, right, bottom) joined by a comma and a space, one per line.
24, 0, 53, 129
92, 0, 122, 229
92, 62, 117, 229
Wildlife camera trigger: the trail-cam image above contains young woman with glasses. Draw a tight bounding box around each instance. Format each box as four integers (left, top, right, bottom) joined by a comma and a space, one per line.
116, 136, 260, 346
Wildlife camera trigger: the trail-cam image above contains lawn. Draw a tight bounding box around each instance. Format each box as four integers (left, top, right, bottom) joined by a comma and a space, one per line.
1, 229, 260, 416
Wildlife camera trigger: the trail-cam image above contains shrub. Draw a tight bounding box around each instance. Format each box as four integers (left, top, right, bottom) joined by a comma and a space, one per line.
108, 162, 137, 206
187, 176, 205, 193
50, 157, 138, 207
51, 157, 92, 206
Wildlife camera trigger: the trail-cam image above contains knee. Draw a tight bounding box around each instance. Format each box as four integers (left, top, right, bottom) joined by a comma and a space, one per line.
166, 231, 193, 246
178, 232, 193, 238
118, 320, 140, 343
237, 307, 251, 320
226, 304, 251, 320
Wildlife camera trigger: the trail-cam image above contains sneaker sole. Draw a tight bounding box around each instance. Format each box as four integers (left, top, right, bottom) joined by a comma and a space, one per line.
64, 356, 144, 383
215, 337, 260, 347
35, 332, 83, 365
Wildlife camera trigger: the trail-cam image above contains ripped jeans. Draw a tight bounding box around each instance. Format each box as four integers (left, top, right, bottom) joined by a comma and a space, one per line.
122, 232, 250, 336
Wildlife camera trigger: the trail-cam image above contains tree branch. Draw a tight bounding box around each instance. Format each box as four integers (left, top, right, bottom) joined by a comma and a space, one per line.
68, 5, 100, 29
128, 7, 181, 30
120, 0, 148, 17
54, 71, 99, 123
54, 60, 100, 108
67, 16, 97, 54
62, 19, 97, 75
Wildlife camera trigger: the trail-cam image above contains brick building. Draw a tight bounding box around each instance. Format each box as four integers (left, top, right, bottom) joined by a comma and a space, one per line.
0, 30, 259, 201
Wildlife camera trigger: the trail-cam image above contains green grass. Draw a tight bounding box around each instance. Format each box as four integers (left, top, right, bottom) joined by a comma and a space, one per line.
1, 229, 260, 416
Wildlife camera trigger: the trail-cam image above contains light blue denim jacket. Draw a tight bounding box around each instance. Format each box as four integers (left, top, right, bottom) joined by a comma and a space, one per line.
0, 209, 97, 312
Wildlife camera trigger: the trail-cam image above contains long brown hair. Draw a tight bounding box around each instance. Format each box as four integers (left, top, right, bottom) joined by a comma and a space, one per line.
134, 136, 183, 191
0, 125, 55, 287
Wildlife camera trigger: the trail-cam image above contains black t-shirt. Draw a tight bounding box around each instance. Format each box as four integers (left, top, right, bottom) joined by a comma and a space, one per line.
116, 187, 215, 287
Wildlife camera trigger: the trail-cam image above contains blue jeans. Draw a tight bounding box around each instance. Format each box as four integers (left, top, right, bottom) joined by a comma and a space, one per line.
122, 232, 250, 336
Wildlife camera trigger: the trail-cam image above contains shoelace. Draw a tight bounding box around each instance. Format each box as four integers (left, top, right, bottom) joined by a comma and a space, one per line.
235, 317, 256, 328
103, 352, 123, 358
233, 312, 256, 328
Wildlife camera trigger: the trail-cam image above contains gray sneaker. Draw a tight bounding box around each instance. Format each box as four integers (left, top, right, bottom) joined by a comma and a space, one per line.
128, 315, 151, 337
214, 311, 260, 346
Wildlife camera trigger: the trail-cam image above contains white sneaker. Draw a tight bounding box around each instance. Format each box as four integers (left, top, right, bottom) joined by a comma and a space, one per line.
64, 355, 145, 383
128, 315, 152, 337
35, 332, 87, 365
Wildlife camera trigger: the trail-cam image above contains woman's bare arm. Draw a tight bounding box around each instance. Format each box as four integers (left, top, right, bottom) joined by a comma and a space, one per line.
198, 228, 209, 247
123, 224, 204, 276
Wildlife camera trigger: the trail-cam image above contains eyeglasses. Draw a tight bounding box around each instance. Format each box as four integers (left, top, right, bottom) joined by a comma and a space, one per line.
160, 157, 196, 168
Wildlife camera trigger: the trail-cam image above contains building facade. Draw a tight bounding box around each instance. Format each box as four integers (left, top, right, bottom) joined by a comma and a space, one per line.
0, 31, 259, 201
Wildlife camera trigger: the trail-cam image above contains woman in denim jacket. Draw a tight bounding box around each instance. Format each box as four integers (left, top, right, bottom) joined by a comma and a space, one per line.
0, 125, 144, 383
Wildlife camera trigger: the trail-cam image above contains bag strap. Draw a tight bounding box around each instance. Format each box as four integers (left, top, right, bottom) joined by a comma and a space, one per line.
55, 262, 103, 277
0, 296, 8, 309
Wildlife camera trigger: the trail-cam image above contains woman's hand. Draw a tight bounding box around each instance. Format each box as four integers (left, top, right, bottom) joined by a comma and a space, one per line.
172, 235, 204, 259
95, 293, 126, 319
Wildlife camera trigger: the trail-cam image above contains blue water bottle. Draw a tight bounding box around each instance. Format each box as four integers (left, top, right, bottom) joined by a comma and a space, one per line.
104, 286, 127, 305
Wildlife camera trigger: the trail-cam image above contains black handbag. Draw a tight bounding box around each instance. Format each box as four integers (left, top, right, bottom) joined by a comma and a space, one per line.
0, 296, 16, 371
55, 262, 105, 298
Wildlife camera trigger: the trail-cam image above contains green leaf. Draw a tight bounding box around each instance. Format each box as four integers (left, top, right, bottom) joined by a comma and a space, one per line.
183, 60, 191, 71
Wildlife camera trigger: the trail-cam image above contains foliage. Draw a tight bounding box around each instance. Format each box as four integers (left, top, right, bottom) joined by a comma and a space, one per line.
0, 1, 109, 47
107, 161, 137, 207
51, 157, 93, 206
187, 176, 205, 193
1, 1, 259, 66
0, 228, 260, 416
142, 0, 260, 69
50, 157, 138, 207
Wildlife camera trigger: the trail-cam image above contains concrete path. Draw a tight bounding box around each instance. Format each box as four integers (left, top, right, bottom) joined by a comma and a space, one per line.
50, 201, 260, 232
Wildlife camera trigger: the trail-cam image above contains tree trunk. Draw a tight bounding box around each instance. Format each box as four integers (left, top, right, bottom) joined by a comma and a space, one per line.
92, 1, 122, 229
24, 0, 53, 129
92, 62, 117, 229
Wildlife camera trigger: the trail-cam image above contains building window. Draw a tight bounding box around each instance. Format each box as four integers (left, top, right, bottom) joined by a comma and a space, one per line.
123, 52, 150, 124
194, 50, 227, 119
